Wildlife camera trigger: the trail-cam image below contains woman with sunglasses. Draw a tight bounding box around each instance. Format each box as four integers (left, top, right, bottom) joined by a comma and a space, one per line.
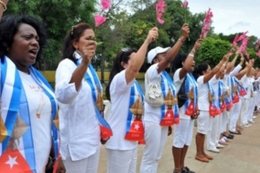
55, 23, 111, 173
105, 27, 158, 173
140, 24, 189, 173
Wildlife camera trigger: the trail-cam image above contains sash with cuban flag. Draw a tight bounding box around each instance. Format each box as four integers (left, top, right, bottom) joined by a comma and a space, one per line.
160, 71, 179, 125
0, 56, 59, 173
207, 82, 221, 116
233, 77, 247, 97
225, 75, 233, 110
218, 80, 227, 113
231, 76, 239, 103
125, 81, 145, 144
184, 73, 198, 116
76, 53, 112, 140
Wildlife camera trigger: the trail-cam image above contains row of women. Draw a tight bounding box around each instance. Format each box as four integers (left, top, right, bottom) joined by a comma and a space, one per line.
0, 1, 258, 173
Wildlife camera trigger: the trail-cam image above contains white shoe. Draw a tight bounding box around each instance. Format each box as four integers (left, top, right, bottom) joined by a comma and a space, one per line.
208, 148, 220, 153
222, 136, 229, 142
248, 120, 255, 123
244, 124, 249, 127
217, 144, 225, 148
253, 116, 257, 119
244, 124, 252, 127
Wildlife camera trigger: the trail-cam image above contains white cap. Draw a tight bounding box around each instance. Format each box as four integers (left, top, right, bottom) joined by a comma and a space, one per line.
147, 46, 170, 64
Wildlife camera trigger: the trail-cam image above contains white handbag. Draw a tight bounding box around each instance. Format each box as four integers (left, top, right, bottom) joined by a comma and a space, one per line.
145, 73, 164, 107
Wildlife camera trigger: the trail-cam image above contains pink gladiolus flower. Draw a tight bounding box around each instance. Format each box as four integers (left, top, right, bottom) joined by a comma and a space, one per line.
94, 15, 106, 27
181, 0, 188, 8
255, 44, 259, 50
157, 13, 165, 24
238, 36, 249, 53
101, 0, 111, 10
200, 8, 213, 39
200, 25, 210, 39
203, 8, 213, 24
155, 0, 166, 25
245, 51, 250, 59
232, 34, 239, 46
237, 31, 248, 41
202, 25, 210, 32
156, 0, 166, 13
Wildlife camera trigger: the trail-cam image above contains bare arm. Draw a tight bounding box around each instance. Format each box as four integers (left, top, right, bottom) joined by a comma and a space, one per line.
203, 54, 230, 83
0, 0, 8, 20
70, 40, 96, 91
125, 28, 158, 84
229, 54, 244, 77
236, 66, 249, 80
157, 24, 190, 73
226, 52, 239, 74
179, 39, 203, 80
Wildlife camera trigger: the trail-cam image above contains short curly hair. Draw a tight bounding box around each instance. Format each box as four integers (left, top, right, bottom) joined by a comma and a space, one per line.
0, 15, 47, 63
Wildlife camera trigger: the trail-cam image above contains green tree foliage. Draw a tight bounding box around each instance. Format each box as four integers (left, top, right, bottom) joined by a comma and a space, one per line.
5, 0, 96, 69
196, 37, 230, 66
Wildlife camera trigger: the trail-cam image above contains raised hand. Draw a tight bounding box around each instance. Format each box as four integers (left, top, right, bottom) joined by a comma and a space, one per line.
146, 27, 159, 44
79, 40, 97, 65
223, 53, 231, 62
193, 39, 203, 51
181, 23, 190, 39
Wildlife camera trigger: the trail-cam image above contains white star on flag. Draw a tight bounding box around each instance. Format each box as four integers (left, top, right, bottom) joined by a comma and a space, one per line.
5, 156, 18, 169
167, 113, 172, 118
134, 124, 140, 130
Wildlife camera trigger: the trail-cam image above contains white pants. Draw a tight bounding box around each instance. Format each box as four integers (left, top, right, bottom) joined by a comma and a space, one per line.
197, 110, 209, 134
222, 110, 229, 133
240, 98, 249, 125
248, 96, 256, 121
106, 148, 137, 173
140, 121, 168, 173
229, 99, 242, 132
207, 115, 220, 150
63, 149, 100, 173
173, 118, 194, 148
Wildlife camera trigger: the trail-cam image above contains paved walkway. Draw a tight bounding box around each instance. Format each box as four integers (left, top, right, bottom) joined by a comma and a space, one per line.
98, 113, 260, 173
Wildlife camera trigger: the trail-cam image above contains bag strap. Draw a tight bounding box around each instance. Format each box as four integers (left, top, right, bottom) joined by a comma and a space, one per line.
145, 72, 150, 84
145, 70, 162, 85
177, 76, 187, 95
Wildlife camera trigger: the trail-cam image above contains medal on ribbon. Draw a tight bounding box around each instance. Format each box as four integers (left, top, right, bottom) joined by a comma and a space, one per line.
186, 88, 195, 116
160, 72, 179, 125
125, 81, 145, 144
125, 82, 145, 144
160, 89, 175, 126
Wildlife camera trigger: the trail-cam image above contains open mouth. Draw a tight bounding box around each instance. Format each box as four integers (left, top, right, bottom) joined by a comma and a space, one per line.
29, 49, 38, 58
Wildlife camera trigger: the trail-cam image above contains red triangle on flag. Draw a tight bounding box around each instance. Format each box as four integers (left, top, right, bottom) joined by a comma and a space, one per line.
0, 149, 33, 173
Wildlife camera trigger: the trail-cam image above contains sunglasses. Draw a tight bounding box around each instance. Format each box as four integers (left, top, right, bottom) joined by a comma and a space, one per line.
121, 48, 132, 52
119, 48, 134, 62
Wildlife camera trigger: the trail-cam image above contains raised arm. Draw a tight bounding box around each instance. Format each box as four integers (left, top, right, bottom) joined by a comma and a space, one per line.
0, 0, 8, 20
70, 40, 97, 91
157, 23, 189, 73
179, 39, 203, 80
215, 62, 226, 79
226, 52, 239, 74
203, 54, 230, 83
229, 53, 244, 76
125, 27, 158, 84
236, 61, 251, 79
